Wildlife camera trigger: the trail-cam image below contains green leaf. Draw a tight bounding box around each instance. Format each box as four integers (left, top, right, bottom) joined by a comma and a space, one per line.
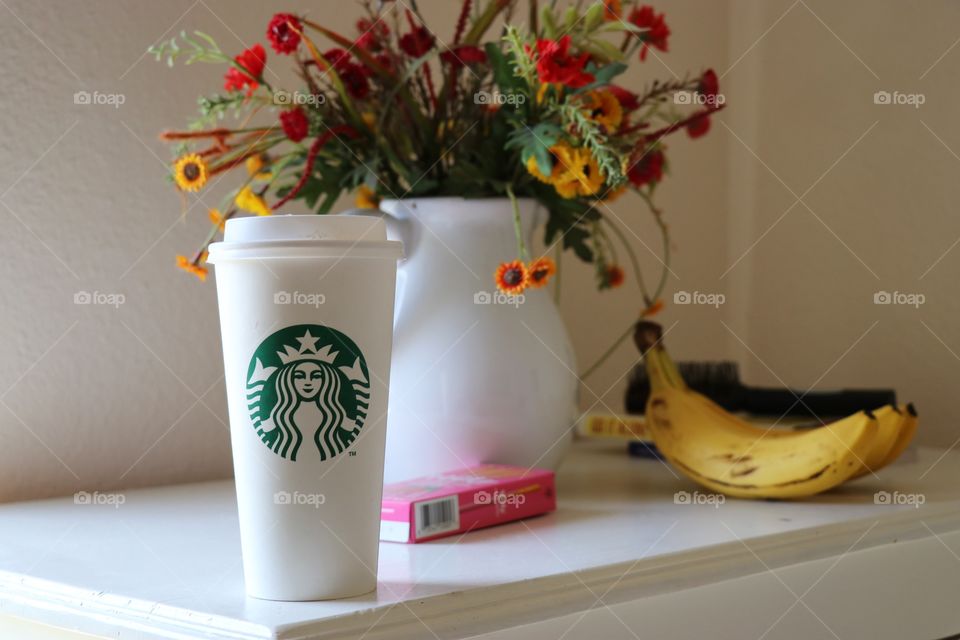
578, 62, 628, 92
485, 43, 526, 96
506, 122, 562, 176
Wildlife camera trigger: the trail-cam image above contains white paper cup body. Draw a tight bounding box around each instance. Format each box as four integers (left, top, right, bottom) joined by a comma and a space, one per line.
208, 215, 401, 601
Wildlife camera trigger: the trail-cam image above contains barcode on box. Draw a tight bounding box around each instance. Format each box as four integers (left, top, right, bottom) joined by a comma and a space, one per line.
414, 496, 459, 539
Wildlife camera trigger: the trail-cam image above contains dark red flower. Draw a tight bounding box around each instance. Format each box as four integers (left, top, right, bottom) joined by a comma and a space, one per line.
340, 63, 370, 99
440, 45, 487, 69
399, 26, 435, 57
629, 5, 670, 61
323, 48, 352, 71
279, 107, 309, 143
374, 53, 395, 72
628, 148, 665, 187
533, 35, 594, 88
698, 68, 719, 99
223, 44, 266, 95
356, 18, 389, 51
686, 114, 711, 139
608, 85, 640, 111
267, 13, 302, 54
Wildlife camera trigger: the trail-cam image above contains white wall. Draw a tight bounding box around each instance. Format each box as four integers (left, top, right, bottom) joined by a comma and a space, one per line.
4, 0, 950, 503
721, 0, 960, 449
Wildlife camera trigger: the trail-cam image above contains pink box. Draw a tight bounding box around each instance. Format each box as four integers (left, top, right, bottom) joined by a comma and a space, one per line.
380, 465, 557, 543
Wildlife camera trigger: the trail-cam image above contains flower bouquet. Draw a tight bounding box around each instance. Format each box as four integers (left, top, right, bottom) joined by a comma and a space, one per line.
156, 0, 722, 359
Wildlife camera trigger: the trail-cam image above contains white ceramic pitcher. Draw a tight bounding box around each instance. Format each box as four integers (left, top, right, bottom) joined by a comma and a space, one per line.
351, 197, 578, 483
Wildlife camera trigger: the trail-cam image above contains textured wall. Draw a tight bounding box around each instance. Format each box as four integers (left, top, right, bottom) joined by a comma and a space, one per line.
15, 1, 947, 503
721, 0, 960, 451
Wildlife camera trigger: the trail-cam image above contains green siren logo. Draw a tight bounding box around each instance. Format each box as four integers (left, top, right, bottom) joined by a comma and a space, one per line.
245, 324, 370, 462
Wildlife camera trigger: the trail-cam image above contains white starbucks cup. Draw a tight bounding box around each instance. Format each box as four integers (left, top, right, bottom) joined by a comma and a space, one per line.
207, 214, 402, 601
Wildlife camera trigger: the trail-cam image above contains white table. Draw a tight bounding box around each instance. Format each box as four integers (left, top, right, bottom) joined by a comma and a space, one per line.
1, 441, 959, 640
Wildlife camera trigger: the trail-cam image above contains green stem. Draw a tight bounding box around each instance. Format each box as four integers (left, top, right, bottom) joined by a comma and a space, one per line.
637, 188, 671, 302
580, 322, 633, 380
603, 214, 651, 305
506, 184, 529, 260
553, 243, 561, 305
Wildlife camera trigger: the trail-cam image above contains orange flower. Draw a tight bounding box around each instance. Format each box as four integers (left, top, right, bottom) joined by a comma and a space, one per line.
642, 299, 665, 317
605, 265, 625, 288
494, 260, 529, 294
603, 0, 623, 21
176, 255, 208, 281
527, 257, 557, 288
208, 208, 226, 231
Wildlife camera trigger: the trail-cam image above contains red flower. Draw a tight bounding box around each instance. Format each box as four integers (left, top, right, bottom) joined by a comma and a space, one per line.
628, 148, 665, 187
699, 68, 719, 99
356, 18, 389, 51
223, 44, 266, 95
533, 35, 594, 88
323, 48, 352, 71
340, 64, 370, 99
608, 85, 640, 111
374, 53, 395, 73
399, 26, 435, 57
629, 5, 670, 61
267, 13, 301, 54
686, 114, 711, 139
280, 107, 309, 143
604, 265, 625, 288
440, 45, 487, 69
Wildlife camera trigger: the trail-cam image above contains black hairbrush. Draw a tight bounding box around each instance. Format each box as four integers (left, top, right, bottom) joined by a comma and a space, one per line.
626, 361, 896, 419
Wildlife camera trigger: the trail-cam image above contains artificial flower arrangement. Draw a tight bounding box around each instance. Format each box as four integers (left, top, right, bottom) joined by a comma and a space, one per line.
156, 0, 722, 322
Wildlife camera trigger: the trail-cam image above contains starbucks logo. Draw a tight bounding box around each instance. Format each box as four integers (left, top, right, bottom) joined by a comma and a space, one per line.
245, 324, 370, 462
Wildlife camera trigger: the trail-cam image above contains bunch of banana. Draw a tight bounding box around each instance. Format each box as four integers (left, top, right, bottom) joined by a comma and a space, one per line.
635, 322, 918, 499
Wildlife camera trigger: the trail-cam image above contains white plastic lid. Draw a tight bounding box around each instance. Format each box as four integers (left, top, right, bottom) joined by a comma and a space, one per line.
207, 214, 403, 262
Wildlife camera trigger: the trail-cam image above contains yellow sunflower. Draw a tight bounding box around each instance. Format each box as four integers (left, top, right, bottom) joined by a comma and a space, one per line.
355, 185, 379, 209
173, 153, 209, 192
582, 90, 623, 132
552, 148, 604, 198
526, 141, 578, 185
235, 186, 271, 216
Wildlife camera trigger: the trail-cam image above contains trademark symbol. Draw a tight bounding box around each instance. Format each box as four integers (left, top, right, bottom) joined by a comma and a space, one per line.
349, 451, 357, 457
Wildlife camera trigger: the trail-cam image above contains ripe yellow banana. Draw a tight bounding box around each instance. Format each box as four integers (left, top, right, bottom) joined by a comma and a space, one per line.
875, 403, 918, 469
637, 323, 882, 499
851, 404, 907, 478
